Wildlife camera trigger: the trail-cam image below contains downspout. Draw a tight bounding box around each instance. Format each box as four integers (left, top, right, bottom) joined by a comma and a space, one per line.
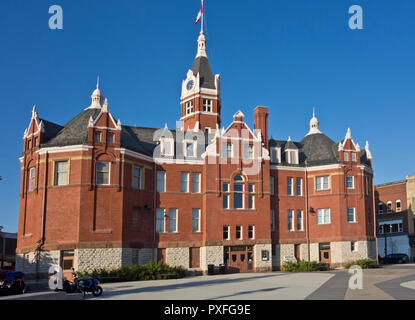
371, 171, 379, 263
305, 164, 310, 261
37, 151, 49, 281
152, 161, 157, 262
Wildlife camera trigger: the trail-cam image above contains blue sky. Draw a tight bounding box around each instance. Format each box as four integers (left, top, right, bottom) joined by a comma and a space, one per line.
0, 0, 414, 232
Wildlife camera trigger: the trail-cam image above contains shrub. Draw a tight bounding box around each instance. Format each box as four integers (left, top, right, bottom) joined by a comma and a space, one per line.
75, 261, 186, 283
344, 259, 379, 269
282, 261, 329, 272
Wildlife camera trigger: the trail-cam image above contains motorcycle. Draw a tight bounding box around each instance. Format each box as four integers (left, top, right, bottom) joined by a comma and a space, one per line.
63, 268, 103, 297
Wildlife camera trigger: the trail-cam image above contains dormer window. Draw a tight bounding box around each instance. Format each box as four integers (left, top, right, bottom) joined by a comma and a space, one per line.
203, 99, 212, 112
286, 150, 299, 165
244, 144, 254, 160
185, 142, 195, 158
186, 101, 194, 115
270, 147, 281, 163
160, 137, 174, 157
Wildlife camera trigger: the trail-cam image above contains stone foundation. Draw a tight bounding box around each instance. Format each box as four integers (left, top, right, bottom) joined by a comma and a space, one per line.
200, 246, 223, 271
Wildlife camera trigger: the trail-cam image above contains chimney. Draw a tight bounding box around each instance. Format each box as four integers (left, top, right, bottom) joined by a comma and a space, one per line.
254, 106, 269, 148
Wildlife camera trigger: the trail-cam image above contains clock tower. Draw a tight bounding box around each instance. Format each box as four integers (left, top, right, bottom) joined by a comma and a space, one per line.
180, 30, 221, 133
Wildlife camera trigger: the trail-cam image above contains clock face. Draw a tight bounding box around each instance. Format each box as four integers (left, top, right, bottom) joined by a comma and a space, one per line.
186, 80, 194, 91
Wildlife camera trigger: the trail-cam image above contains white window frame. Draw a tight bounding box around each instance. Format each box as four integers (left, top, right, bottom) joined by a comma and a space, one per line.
186, 101, 194, 115
346, 176, 355, 189
378, 202, 384, 214
203, 99, 212, 112
168, 209, 178, 233
287, 177, 294, 196
96, 161, 110, 186
248, 225, 255, 239
352, 153, 357, 162
296, 178, 303, 196
316, 176, 330, 191
156, 209, 165, 233
297, 210, 304, 231
287, 150, 299, 164
28, 167, 36, 192
387, 201, 392, 213
222, 142, 233, 159
132, 166, 142, 190
192, 209, 201, 233
157, 171, 166, 193
192, 173, 201, 193
317, 208, 331, 225
244, 144, 254, 160
347, 208, 356, 223
223, 226, 230, 240
184, 141, 196, 158
236, 226, 243, 240
288, 210, 295, 231
54, 161, 69, 186
344, 152, 349, 162
396, 200, 402, 212
180, 172, 190, 193
160, 138, 174, 157
271, 147, 281, 163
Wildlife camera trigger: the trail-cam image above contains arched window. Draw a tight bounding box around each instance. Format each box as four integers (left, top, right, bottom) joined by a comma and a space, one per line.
233, 175, 244, 209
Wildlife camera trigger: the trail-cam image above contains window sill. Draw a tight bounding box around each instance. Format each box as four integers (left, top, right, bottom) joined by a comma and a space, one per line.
93, 230, 112, 234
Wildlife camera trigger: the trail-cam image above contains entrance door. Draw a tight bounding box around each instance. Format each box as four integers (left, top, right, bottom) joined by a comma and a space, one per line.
319, 243, 331, 264
224, 246, 254, 273
61, 251, 75, 281
189, 248, 200, 268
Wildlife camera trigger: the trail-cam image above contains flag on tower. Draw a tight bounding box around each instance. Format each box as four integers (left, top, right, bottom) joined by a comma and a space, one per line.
195, 0, 204, 25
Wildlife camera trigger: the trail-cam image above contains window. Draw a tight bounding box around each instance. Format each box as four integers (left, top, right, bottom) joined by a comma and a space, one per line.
96, 162, 110, 185
352, 153, 357, 162
288, 210, 294, 231
316, 176, 329, 191
233, 175, 244, 209
107, 133, 115, 144
28, 167, 36, 192
270, 177, 274, 195
248, 226, 254, 239
317, 209, 331, 225
132, 166, 142, 190
156, 209, 165, 233
192, 173, 201, 193
287, 178, 293, 196
54, 161, 68, 186
186, 142, 195, 158
186, 101, 194, 115
379, 220, 403, 234
396, 200, 402, 212
351, 242, 357, 252
287, 150, 298, 164
271, 147, 281, 163
261, 250, 269, 261
344, 152, 349, 162
203, 99, 212, 112
223, 183, 230, 209
157, 171, 165, 192
223, 226, 230, 240
347, 208, 356, 223
387, 201, 392, 213
27, 139, 32, 150
270, 210, 275, 231
222, 143, 232, 158
378, 202, 384, 214
297, 210, 303, 231
94, 132, 101, 142
169, 209, 177, 233
296, 178, 302, 196
346, 176, 354, 189
204, 127, 211, 136
160, 138, 173, 156
192, 209, 201, 232
236, 226, 242, 240
180, 172, 189, 193
244, 144, 254, 160
248, 184, 255, 209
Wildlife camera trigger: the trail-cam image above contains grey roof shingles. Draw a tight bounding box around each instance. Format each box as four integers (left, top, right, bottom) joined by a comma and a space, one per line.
192, 56, 216, 90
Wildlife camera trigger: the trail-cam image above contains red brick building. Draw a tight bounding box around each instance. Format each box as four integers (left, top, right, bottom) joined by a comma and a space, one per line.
16, 28, 377, 278
375, 174, 415, 261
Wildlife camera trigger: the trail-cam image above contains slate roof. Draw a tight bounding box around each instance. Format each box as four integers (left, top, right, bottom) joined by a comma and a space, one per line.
269, 133, 371, 167
192, 56, 216, 90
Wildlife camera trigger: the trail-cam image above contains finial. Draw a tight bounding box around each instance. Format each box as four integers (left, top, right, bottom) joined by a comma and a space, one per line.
346, 128, 352, 139
97, 76, 100, 89
32, 105, 38, 119
102, 98, 109, 113
306, 108, 322, 136
313, 107, 316, 118
88, 116, 94, 128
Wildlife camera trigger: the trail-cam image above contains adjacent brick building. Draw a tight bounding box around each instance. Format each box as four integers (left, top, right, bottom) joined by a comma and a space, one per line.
375, 174, 415, 261
16, 28, 377, 279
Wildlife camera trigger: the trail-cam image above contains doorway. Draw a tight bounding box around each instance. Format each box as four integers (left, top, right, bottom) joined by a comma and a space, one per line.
295, 244, 301, 262
319, 243, 331, 264
61, 250, 75, 281
189, 247, 200, 268
224, 246, 254, 273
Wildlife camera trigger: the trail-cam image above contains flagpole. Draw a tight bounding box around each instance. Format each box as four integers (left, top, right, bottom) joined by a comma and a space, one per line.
201, 0, 204, 33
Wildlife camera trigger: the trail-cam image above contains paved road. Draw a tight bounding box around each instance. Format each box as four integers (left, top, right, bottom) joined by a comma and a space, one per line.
91, 264, 415, 300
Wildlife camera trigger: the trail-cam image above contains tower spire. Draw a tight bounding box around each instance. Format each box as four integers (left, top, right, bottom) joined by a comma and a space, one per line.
196, 0, 207, 58
306, 107, 322, 136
